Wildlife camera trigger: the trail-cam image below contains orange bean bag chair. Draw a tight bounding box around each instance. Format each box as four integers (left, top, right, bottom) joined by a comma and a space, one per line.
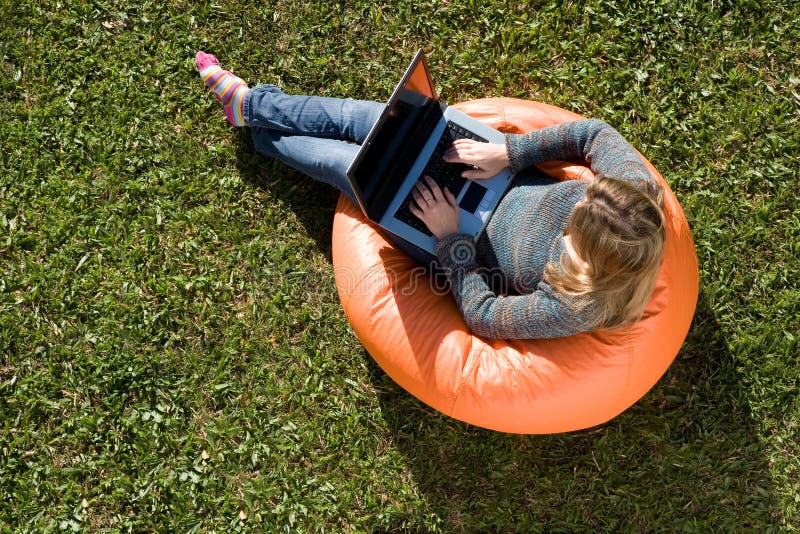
332, 98, 698, 434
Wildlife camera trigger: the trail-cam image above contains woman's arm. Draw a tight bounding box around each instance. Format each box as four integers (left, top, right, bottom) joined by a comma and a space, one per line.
435, 234, 600, 339
443, 119, 653, 186
506, 119, 654, 186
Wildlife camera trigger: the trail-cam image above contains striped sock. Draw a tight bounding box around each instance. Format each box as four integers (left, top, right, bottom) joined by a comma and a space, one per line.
195, 51, 249, 126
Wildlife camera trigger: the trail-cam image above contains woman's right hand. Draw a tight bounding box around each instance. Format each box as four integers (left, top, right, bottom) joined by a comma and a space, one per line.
443, 139, 510, 180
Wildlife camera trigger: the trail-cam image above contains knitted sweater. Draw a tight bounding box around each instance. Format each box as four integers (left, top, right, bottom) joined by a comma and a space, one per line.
434, 119, 655, 339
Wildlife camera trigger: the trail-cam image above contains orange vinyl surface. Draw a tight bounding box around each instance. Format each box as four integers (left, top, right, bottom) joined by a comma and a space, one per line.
332, 98, 699, 434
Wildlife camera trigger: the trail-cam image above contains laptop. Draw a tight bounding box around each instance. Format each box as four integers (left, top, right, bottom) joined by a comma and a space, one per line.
346, 49, 514, 257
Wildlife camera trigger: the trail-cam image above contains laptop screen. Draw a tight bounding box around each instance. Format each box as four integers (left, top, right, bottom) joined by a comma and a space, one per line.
346, 50, 442, 221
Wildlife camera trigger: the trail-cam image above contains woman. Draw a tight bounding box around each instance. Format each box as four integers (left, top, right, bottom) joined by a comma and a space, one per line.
195, 51, 666, 340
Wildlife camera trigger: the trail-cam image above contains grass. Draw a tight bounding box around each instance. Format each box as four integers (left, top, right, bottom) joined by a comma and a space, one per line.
1, 0, 798, 531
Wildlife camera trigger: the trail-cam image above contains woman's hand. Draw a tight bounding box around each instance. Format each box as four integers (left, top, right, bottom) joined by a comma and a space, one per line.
443, 139, 510, 180
409, 176, 460, 240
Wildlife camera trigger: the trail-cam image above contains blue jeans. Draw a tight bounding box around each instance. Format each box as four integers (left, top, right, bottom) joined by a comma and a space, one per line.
242, 84, 433, 265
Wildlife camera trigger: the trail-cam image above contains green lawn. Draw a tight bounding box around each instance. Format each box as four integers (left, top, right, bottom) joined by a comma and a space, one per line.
2, 0, 798, 531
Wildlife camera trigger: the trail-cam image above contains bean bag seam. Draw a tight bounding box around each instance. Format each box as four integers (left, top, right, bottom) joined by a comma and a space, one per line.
450, 342, 486, 414
337, 263, 387, 317
498, 97, 509, 131
622, 330, 635, 402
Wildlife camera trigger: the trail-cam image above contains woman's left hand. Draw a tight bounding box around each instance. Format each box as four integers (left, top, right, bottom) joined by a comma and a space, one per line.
409, 176, 460, 240
443, 139, 510, 180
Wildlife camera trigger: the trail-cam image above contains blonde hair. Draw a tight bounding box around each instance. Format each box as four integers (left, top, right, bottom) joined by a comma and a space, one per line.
545, 178, 666, 330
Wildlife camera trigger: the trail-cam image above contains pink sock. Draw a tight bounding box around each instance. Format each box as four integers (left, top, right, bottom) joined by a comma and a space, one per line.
195, 51, 249, 126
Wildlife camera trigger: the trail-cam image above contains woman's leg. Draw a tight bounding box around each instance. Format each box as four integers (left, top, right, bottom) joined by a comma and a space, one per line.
250, 128, 361, 205
195, 50, 385, 138
196, 52, 382, 196
243, 84, 384, 201
196, 52, 432, 266
244, 84, 384, 144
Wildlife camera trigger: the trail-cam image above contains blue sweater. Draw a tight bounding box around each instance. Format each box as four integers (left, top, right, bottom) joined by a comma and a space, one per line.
434, 119, 655, 339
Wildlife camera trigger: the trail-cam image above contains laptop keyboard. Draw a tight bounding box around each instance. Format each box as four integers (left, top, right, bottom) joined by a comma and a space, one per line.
394, 121, 488, 236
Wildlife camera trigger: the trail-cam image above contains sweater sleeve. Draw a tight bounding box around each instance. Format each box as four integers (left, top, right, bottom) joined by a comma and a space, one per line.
505, 119, 654, 187
435, 233, 600, 339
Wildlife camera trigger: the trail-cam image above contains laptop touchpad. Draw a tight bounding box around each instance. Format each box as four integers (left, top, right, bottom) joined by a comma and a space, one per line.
459, 181, 488, 214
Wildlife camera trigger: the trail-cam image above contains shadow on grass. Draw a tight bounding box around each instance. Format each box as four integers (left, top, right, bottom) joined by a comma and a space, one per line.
233, 128, 342, 259
370, 292, 784, 531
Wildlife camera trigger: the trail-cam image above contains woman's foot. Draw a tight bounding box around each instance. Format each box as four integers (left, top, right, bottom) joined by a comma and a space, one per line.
195, 51, 249, 126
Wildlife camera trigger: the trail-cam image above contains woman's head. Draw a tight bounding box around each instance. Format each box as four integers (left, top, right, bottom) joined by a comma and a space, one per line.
546, 177, 666, 329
